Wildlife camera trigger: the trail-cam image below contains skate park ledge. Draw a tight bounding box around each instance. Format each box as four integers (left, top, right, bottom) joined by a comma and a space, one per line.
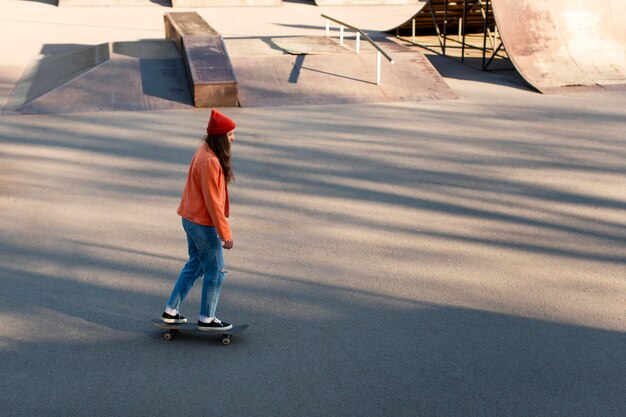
164, 12, 238, 107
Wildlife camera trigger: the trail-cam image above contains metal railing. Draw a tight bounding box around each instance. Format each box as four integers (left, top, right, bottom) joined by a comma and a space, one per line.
321, 14, 394, 85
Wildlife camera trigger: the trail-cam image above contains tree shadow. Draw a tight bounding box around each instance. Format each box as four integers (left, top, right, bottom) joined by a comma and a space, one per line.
0, 247, 624, 417
1, 93, 625, 416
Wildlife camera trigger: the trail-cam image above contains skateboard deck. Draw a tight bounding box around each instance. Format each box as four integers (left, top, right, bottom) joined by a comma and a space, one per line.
152, 319, 249, 345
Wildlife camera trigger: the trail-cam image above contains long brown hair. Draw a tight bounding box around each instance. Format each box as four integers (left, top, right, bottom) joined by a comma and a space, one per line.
204, 134, 234, 184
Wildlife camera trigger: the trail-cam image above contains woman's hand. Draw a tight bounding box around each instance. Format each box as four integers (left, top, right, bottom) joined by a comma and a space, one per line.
222, 240, 234, 250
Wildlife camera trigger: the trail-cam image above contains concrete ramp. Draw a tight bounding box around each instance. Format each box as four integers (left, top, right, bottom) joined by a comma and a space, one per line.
59, 0, 280, 4
4, 44, 110, 112
59, 0, 170, 5
315, 0, 419, 6
3, 41, 193, 115
491, 0, 626, 92
225, 36, 456, 107
172, 0, 281, 6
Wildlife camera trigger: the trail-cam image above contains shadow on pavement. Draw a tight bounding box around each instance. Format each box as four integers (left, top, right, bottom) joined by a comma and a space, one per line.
1, 100, 625, 416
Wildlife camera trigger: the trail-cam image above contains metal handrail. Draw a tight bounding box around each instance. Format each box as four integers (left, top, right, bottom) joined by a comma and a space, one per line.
321, 14, 394, 85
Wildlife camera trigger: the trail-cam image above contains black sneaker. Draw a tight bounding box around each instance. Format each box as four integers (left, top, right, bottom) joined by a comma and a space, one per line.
162, 312, 187, 324
197, 318, 233, 332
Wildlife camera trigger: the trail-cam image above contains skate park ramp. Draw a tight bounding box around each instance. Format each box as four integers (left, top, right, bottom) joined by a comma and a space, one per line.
315, 3, 428, 32
326, 0, 626, 92
225, 35, 456, 107
3, 41, 193, 115
490, 0, 626, 93
58, 0, 280, 5
170, 0, 281, 6
315, 0, 420, 6
316, 1, 485, 34
58, 0, 171, 5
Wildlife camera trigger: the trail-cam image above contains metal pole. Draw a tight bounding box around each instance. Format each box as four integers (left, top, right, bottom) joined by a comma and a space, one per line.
412, 18, 415, 44
428, 0, 445, 51
482, 0, 490, 69
478, 0, 495, 49
461, 0, 468, 62
340, 25, 344, 45
356, 32, 360, 54
376, 50, 381, 85
443, 0, 448, 54
495, 25, 499, 49
485, 41, 504, 70
325, 19, 330, 37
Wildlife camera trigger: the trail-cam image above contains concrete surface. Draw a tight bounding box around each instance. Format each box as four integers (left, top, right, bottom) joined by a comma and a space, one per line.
228, 36, 456, 106
4, 41, 193, 114
1, 2, 625, 417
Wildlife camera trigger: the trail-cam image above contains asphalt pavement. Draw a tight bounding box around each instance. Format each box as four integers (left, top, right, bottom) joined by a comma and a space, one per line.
0, 2, 625, 417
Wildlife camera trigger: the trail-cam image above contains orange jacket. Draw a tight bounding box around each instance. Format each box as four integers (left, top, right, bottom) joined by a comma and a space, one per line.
177, 144, 232, 241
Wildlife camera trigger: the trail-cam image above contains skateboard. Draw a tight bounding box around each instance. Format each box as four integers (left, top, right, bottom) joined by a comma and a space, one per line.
152, 319, 249, 345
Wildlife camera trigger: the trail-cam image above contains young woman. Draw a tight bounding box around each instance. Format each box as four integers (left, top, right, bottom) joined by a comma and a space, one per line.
161, 109, 236, 331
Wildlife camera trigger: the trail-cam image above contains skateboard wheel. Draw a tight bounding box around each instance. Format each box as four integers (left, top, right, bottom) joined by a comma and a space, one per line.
163, 332, 173, 341
221, 336, 231, 345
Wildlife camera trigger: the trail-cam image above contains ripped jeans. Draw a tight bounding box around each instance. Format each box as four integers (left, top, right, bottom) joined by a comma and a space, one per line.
166, 217, 227, 319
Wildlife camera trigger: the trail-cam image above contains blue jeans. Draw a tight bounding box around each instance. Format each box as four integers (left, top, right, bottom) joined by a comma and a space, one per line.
166, 218, 227, 318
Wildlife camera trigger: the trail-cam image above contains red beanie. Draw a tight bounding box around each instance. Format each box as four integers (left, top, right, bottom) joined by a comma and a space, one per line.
207, 109, 236, 135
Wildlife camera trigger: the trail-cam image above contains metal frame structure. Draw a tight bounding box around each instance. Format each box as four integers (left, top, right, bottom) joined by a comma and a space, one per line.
405, 0, 508, 71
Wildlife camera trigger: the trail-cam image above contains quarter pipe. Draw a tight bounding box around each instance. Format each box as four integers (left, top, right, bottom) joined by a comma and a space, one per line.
490, 0, 626, 92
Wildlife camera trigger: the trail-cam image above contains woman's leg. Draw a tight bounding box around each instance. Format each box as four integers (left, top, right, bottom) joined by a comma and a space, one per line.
165, 219, 204, 313
196, 227, 227, 320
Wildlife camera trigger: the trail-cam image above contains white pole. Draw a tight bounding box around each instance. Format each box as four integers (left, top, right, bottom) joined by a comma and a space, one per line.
326, 19, 330, 37
412, 19, 416, 43
376, 50, 381, 85
340, 25, 344, 45
356, 32, 360, 54
495, 25, 500, 48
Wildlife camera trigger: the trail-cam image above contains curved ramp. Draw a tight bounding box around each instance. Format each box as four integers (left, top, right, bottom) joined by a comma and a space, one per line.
171, 0, 281, 6
315, 0, 419, 6
491, 0, 626, 92
316, 3, 428, 32
317, 2, 487, 35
